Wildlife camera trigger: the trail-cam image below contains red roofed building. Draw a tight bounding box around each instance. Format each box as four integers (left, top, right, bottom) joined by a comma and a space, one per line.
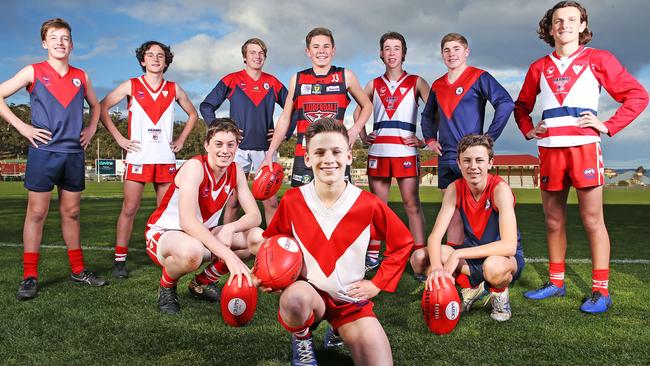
420, 154, 540, 188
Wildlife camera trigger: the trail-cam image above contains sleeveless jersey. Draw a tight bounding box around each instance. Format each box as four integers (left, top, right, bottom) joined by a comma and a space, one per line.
515, 47, 648, 147
455, 174, 522, 253
292, 66, 350, 157
146, 155, 237, 233
27, 61, 87, 153
126, 77, 177, 164
369, 73, 419, 157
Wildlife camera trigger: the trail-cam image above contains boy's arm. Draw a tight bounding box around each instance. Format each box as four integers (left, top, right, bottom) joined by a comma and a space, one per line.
345, 69, 372, 144
403, 76, 432, 148
81, 73, 100, 149
425, 184, 457, 290
171, 84, 198, 152
420, 87, 442, 154
225, 164, 263, 234
480, 72, 515, 141
514, 63, 544, 139
99, 80, 136, 151
276, 83, 296, 140
199, 79, 229, 124
261, 74, 297, 170
352, 80, 373, 144
0, 65, 52, 147
446, 183, 518, 270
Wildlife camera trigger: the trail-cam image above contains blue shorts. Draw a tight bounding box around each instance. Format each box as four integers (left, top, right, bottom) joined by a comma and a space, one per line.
438, 163, 461, 189
25, 148, 85, 192
454, 243, 525, 288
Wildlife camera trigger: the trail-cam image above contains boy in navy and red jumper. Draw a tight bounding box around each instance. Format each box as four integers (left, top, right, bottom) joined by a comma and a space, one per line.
0, 18, 107, 300
515, 1, 648, 313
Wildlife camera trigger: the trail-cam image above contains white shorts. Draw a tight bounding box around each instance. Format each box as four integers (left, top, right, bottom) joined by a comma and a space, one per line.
235, 149, 277, 174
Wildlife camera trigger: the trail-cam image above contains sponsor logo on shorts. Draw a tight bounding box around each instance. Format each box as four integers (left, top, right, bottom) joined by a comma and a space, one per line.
455, 87, 464, 95
301, 84, 312, 95
403, 160, 412, 168
72, 78, 81, 87
369, 159, 378, 169
168, 166, 176, 174
326, 85, 340, 93
131, 164, 143, 174
541, 176, 549, 183
583, 167, 596, 179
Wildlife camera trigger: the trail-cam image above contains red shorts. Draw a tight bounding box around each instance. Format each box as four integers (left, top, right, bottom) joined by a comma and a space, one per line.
538, 142, 604, 191
367, 155, 419, 178
124, 163, 176, 183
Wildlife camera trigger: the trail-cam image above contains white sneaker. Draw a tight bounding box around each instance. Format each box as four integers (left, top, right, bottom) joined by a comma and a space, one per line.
486, 287, 512, 322
460, 281, 488, 312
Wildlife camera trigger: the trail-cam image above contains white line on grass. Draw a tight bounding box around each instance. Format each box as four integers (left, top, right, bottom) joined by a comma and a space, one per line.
1, 243, 649, 263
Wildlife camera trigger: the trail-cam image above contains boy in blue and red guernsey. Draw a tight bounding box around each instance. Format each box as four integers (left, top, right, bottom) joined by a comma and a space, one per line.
0, 18, 107, 300
425, 134, 524, 322
201, 38, 288, 226
515, 1, 648, 314
420, 32, 514, 306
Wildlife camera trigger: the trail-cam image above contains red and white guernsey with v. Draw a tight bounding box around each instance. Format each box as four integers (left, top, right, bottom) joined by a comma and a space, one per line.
264, 183, 414, 303
127, 76, 177, 164
369, 73, 419, 157
146, 156, 237, 238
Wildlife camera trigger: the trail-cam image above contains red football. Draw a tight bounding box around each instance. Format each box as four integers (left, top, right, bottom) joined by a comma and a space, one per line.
220, 279, 258, 327
251, 163, 284, 201
421, 278, 461, 335
253, 235, 303, 291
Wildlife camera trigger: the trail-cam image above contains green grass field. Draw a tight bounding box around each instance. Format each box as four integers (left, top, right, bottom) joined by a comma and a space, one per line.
0, 182, 649, 365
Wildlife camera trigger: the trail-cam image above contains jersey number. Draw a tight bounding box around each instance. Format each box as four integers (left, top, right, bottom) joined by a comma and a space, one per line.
331, 74, 340, 83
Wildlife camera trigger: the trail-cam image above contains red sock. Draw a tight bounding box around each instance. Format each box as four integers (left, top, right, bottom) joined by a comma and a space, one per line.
160, 268, 178, 288
114, 245, 128, 262
549, 262, 565, 287
413, 243, 425, 251
455, 273, 471, 289
23, 251, 39, 279
67, 248, 85, 274
489, 286, 507, 293
195, 259, 226, 285
278, 311, 314, 340
592, 269, 609, 296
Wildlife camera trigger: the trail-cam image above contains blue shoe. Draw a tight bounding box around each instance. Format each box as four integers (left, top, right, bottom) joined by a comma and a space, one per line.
365, 257, 382, 272
580, 292, 612, 314
291, 335, 318, 366
323, 325, 343, 350
413, 273, 427, 283
523, 282, 566, 300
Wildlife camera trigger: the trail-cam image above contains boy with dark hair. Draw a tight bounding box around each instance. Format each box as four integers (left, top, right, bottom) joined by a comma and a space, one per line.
200, 37, 288, 227
0, 18, 106, 300
426, 134, 525, 321
515, 0, 648, 314
100, 40, 197, 279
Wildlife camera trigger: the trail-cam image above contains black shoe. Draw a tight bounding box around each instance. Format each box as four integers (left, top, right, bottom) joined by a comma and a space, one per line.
17, 277, 38, 301
71, 269, 108, 286
158, 286, 180, 315
188, 278, 221, 302
111, 261, 129, 279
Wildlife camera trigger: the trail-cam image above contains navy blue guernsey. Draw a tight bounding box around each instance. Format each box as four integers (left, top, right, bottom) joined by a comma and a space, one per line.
200, 70, 289, 151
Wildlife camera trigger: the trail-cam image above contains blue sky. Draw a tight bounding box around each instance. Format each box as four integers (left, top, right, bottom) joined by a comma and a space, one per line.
1, 0, 649, 168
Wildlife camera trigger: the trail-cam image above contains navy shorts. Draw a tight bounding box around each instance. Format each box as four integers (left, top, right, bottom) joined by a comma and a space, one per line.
438, 163, 462, 189
290, 156, 351, 187
25, 148, 85, 192
455, 243, 526, 288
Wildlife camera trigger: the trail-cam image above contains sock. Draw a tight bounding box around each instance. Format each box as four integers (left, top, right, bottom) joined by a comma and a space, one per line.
23, 251, 40, 280
592, 268, 609, 296
413, 243, 425, 251
114, 245, 128, 263
489, 286, 507, 293
367, 242, 380, 261
455, 273, 471, 289
548, 261, 565, 288
160, 268, 178, 288
67, 248, 85, 274
195, 258, 227, 285
278, 311, 314, 340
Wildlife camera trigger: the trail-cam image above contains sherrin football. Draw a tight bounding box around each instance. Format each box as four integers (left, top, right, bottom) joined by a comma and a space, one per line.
421, 278, 461, 335
251, 162, 284, 201
253, 235, 303, 291
220, 279, 258, 327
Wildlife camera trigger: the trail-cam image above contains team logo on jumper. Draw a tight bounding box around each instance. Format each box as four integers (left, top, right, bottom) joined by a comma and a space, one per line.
303, 102, 338, 123
72, 78, 81, 87
572, 65, 584, 75
301, 84, 312, 95
553, 77, 570, 92
399, 87, 408, 95
485, 199, 491, 210
386, 96, 397, 110
583, 167, 596, 179
313, 85, 322, 94
162, 90, 168, 97
225, 184, 231, 194
326, 85, 340, 92
455, 87, 464, 95
263, 82, 270, 90
403, 160, 412, 168
148, 128, 162, 141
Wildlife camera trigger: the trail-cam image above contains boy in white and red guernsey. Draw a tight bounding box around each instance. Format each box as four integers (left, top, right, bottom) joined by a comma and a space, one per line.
145, 119, 261, 314
354, 31, 431, 278
259, 27, 373, 187
515, 1, 648, 313
100, 41, 197, 279
0, 18, 107, 300
258, 118, 413, 366
200, 38, 289, 226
